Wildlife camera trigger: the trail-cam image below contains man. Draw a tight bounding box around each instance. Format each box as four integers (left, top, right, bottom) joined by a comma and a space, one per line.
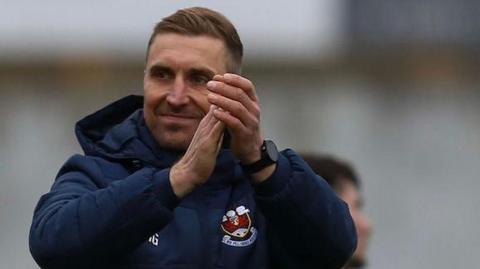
29, 7, 356, 269
302, 154, 372, 269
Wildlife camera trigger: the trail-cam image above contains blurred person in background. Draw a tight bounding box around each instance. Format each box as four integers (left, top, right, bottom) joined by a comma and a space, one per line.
28, 7, 356, 269
302, 154, 372, 269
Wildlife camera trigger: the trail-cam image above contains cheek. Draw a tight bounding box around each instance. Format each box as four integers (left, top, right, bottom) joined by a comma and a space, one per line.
144, 86, 168, 108
190, 89, 210, 113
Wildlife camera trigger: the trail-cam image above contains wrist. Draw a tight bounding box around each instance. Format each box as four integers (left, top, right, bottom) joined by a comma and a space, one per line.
241, 140, 279, 174
241, 151, 262, 165
169, 163, 196, 198
239, 139, 263, 164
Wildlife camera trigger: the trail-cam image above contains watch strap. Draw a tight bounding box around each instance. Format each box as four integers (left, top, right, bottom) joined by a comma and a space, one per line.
241, 140, 278, 174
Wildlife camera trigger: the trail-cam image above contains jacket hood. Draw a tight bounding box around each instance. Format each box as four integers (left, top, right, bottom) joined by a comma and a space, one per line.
75, 95, 177, 167
75, 95, 234, 174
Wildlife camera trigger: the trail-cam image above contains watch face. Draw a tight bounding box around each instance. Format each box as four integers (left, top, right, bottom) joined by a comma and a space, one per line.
264, 140, 278, 162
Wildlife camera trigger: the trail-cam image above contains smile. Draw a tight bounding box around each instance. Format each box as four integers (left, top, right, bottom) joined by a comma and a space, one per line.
161, 114, 199, 122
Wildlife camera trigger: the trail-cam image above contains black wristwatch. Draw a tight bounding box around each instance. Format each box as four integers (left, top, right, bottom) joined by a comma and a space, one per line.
241, 140, 278, 174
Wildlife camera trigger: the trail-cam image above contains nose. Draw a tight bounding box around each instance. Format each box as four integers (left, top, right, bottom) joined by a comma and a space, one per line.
166, 76, 189, 107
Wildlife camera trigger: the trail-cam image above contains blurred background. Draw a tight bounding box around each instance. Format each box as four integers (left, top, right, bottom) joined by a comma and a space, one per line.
2, 0, 480, 268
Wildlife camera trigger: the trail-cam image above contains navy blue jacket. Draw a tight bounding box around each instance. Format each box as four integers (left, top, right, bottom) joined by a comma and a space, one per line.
29, 95, 356, 269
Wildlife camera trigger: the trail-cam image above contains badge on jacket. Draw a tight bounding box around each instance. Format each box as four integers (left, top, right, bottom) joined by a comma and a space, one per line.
221, 205, 257, 247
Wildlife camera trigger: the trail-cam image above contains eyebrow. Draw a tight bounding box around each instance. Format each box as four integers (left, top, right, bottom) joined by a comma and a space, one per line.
148, 64, 172, 75
188, 67, 215, 80
148, 63, 216, 79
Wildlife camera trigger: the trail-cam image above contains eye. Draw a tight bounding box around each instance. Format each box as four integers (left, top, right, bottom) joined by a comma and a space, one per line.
191, 74, 209, 86
149, 67, 172, 81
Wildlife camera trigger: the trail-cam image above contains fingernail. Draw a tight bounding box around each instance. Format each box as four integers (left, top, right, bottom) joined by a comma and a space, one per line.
224, 73, 234, 80
207, 81, 217, 90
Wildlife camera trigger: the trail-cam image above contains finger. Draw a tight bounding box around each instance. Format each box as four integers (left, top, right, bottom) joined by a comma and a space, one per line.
197, 105, 217, 131
200, 118, 224, 156
203, 106, 226, 139
214, 73, 258, 102
206, 80, 260, 118
213, 107, 257, 137
207, 93, 258, 128
188, 107, 223, 156
211, 120, 225, 151
191, 106, 218, 147
212, 74, 225, 82
216, 133, 224, 153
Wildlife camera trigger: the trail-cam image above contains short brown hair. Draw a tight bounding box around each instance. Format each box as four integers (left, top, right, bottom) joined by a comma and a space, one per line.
146, 7, 243, 73
301, 154, 360, 191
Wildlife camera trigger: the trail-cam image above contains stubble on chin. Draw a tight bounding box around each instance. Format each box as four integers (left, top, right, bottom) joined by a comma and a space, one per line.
152, 125, 195, 151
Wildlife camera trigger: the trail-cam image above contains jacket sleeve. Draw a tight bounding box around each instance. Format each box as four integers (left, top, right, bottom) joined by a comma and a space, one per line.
29, 154, 179, 268
254, 149, 357, 269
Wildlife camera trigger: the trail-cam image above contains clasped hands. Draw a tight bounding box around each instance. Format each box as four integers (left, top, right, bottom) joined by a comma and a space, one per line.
170, 74, 274, 198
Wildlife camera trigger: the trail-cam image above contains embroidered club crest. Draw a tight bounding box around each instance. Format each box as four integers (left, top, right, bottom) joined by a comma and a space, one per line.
221, 205, 257, 247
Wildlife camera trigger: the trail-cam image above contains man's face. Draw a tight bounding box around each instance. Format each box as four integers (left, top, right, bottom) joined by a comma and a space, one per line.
144, 33, 229, 150
338, 180, 372, 268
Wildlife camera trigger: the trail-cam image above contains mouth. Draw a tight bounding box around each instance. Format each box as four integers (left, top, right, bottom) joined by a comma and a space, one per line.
161, 113, 200, 119
160, 114, 201, 124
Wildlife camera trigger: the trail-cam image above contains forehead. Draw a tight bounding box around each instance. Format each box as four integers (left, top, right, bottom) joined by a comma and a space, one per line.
147, 33, 228, 72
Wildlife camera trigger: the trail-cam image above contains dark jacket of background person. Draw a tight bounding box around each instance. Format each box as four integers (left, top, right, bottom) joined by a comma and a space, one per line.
29, 95, 356, 268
